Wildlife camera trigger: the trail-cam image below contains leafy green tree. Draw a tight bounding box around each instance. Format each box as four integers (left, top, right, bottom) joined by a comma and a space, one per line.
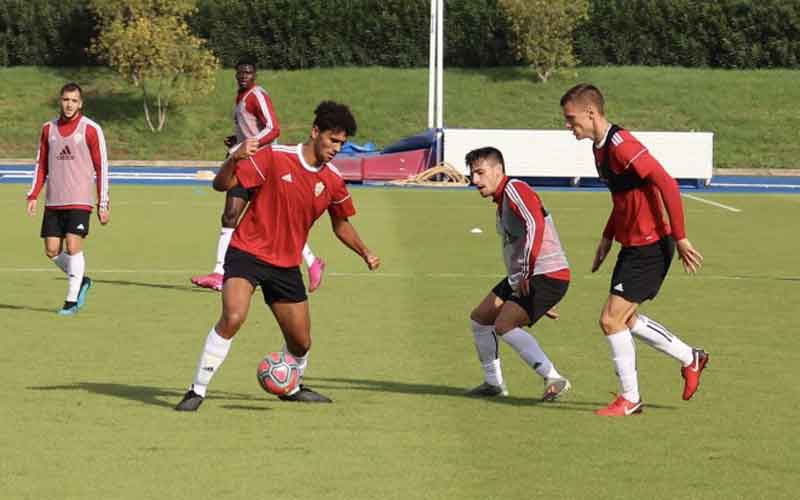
499, 0, 588, 82
89, 0, 219, 132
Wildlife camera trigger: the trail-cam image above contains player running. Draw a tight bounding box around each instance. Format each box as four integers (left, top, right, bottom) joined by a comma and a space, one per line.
465, 147, 572, 401
176, 101, 380, 411
26, 82, 110, 315
191, 58, 326, 293
560, 83, 709, 416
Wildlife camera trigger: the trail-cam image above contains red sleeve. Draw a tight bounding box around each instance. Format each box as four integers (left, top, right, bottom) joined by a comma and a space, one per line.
506, 180, 545, 278
644, 164, 687, 240
27, 123, 50, 200
246, 89, 280, 146
328, 174, 356, 218
84, 123, 110, 209
234, 147, 271, 189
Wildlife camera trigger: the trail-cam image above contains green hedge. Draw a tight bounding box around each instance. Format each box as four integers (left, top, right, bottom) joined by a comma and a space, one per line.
574, 0, 800, 68
190, 0, 515, 69
2, 0, 799, 69
0, 0, 94, 66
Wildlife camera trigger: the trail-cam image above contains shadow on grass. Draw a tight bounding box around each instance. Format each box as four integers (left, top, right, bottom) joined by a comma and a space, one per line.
92, 278, 205, 293
28, 382, 259, 409
307, 377, 679, 413
0, 303, 58, 314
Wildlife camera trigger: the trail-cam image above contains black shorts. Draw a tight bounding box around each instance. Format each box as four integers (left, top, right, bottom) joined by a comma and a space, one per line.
40, 208, 90, 238
227, 185, 255, 201
610, 236, 675, 303
492, 275, 569, 327
223, 246, 307, 305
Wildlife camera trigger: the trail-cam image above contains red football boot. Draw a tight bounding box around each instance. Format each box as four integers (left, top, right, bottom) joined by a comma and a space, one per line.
595, 395, 643, 416
681, 349, 709, 401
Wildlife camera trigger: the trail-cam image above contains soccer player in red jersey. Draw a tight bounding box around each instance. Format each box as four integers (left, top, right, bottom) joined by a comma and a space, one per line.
465, 147, 573, 401
176, 101, 380, 411
26, 82, 110, 315
191, 58, 326, 293
560, 84, 708, 416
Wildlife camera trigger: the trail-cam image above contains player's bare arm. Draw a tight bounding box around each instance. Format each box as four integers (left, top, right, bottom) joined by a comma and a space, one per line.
213, 138, 258, 191
330, 214, 380, 270
676, 238, 703, 274
591, 236, 613, 272
26, 199, 37, 216
98, 204, 110, 225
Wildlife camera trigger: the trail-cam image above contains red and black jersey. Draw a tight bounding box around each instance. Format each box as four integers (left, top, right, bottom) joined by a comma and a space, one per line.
593, 124, 686, 247
230, 144, 355, 268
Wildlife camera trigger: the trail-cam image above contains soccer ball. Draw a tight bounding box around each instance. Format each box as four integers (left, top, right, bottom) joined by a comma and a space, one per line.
257, 352, 300, 395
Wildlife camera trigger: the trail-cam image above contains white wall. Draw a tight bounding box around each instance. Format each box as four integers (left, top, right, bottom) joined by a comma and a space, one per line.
443, 128, 714, 182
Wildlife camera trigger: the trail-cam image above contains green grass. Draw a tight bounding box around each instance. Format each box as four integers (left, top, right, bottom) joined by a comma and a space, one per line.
2, 184, 799, 499
1, 65, 799, 168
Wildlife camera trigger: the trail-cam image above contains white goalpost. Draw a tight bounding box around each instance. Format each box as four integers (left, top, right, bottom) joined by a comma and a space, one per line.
428, 0, 444, 164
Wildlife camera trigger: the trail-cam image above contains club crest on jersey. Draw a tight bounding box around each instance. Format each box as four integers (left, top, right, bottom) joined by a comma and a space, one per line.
314, 182, 325, 197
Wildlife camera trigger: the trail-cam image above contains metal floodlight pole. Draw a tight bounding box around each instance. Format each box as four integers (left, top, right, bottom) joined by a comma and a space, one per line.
435, 0, 444, 164
427, 0, 437, 129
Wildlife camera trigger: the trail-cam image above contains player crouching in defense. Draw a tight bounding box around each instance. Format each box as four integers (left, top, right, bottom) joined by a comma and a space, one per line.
465, 147, 572, 401
176, 101, 380, 411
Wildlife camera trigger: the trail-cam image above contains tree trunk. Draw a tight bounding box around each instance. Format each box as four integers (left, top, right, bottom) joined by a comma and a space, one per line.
141, 83, 157, 132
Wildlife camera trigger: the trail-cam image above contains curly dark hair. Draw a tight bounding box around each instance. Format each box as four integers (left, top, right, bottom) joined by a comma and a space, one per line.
235, 57, 257, 70
313, 100, 357, 137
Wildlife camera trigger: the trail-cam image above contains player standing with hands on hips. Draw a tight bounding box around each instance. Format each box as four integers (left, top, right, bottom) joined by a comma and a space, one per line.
176, 101, 380, 411
560, 83, 708, 416
26, 82, 110, 315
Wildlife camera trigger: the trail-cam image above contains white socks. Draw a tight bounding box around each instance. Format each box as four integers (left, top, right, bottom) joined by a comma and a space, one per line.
302, 243, 315, 267
283, 344, 309, 379
502, 328, 561, 380
606, 329, 639, 403
630, 315, 694, 366
471, 320, 503, 386
51, 252, 69, 274
214, 228, 234, 275
191, 328, 232, 397
65, 252, 85, 302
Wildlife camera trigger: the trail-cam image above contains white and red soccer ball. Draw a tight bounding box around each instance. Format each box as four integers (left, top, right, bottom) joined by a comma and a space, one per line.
257, 352, 300, 395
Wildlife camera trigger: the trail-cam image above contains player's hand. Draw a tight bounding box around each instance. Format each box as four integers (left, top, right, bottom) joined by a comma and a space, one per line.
544, 306, 560, 320
676, 238, 703, 274
224, 135, 237, 148
519, 277, 531, 296
26, 199, 37, 216
232, 138, 258, 160
364, 253, 380, 271
98, 206, 110, 225
591, 237, 613, 273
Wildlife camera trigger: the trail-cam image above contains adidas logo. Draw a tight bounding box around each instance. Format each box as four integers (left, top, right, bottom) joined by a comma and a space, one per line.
281, 173, 292, 183
202, 366, 214, 372
613, 283, 624, 292
56, 145, 75, 161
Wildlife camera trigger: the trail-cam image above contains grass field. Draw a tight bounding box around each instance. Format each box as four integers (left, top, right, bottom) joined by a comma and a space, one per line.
1, 65, 799, 168
1, 183, 799, 499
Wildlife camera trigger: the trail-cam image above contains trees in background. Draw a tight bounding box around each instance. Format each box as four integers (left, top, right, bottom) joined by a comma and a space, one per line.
498, 0, 589, 82
88, 0, 218, 132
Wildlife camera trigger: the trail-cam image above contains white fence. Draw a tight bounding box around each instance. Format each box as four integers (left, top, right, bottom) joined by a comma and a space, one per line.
443, 128, 714, 184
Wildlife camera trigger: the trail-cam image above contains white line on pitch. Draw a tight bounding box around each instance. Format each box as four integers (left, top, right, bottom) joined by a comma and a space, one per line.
682, 193, 742, 213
